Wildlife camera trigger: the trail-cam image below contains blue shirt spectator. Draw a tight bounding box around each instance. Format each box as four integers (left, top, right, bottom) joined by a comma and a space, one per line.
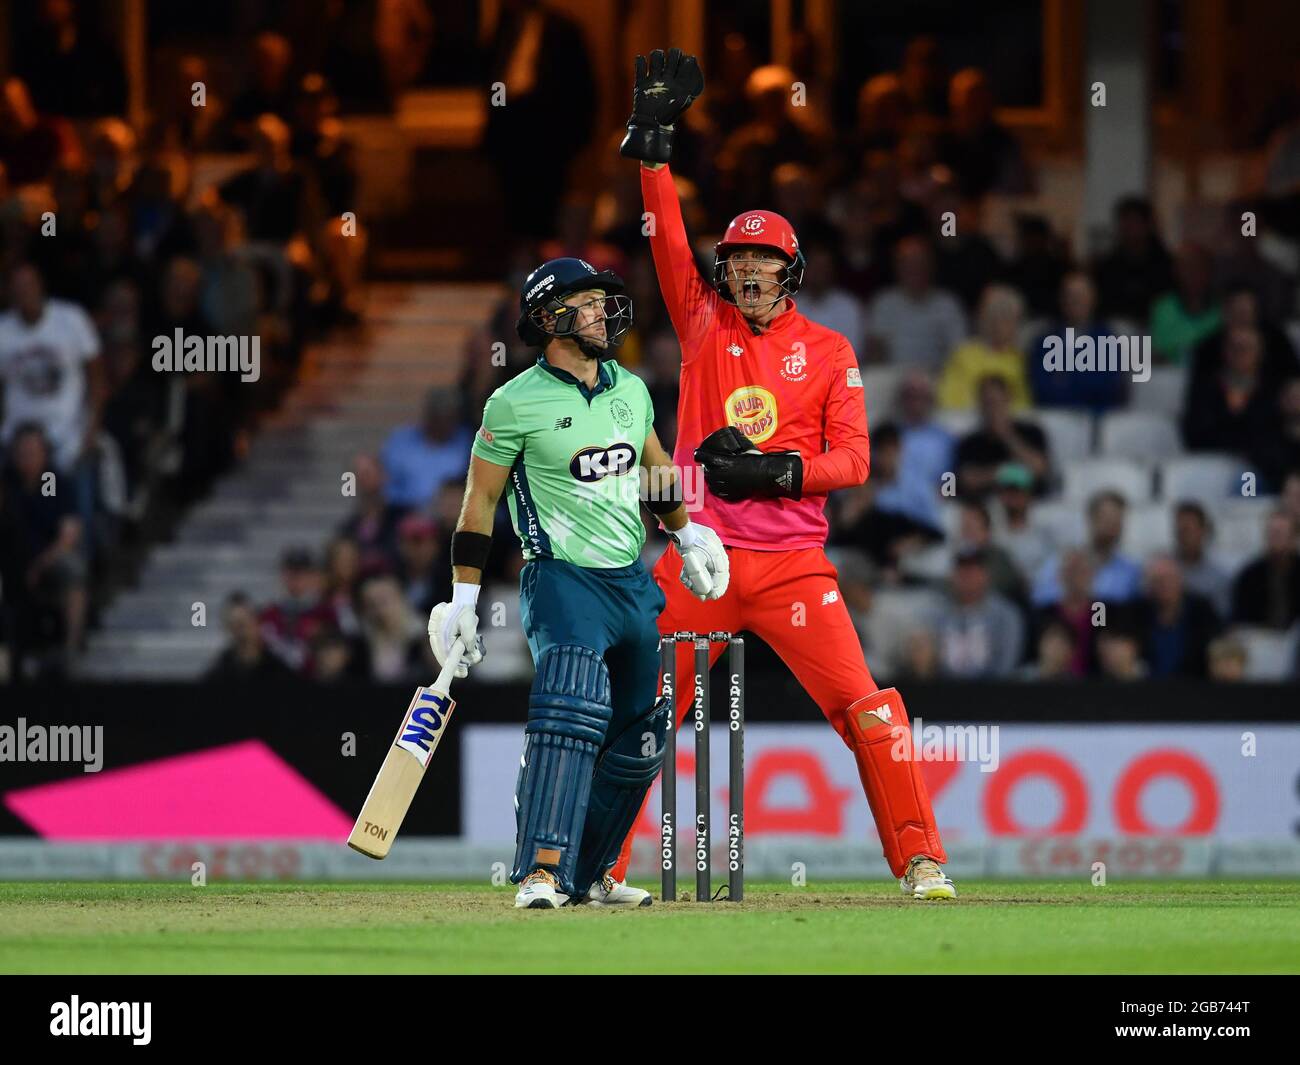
1031, 272, 1129, 413
381, 387, 472, 510
1031, 489, 1143, 606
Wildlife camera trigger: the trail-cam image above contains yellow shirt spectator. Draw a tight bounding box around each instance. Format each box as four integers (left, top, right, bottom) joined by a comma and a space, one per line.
938, 284, 1031, 410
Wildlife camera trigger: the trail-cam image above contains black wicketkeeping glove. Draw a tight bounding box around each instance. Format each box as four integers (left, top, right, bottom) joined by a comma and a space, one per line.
619, 47, 704, 164
694, 426, 802, 502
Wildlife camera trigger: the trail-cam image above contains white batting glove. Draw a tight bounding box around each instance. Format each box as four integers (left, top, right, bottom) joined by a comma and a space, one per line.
671, 521, 729, 601
427, 583, 486, 678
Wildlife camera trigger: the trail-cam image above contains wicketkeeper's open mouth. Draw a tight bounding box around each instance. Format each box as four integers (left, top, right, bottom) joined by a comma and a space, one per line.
741, 280, 762, 304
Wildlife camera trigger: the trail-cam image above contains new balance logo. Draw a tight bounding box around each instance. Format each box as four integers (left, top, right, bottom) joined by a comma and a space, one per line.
554, 417, 573, 430
821, 590, 838, 605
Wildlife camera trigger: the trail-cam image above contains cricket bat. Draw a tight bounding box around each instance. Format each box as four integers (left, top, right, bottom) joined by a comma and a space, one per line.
347, 639, 463, 859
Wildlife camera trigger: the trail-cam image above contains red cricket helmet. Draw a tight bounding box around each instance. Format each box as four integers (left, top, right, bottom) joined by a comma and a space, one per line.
712, 209, 806, 306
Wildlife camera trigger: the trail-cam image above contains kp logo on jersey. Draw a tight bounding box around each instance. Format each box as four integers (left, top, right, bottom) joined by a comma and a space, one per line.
724, 385, 778, 444
570, 442, 636, 482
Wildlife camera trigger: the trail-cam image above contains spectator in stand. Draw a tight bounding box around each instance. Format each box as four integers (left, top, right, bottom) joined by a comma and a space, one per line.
310, 624, 365, 683
830, 477, 942, 581
990, 461, 1056, 579
1136, 555, 1222, 678
206, 592, 295, 681
1016, 617, 1078, 680
850, 73, 911, 156
1181, 326, 1281, 461
322, 536, 362, 637
1172, 500, 1232, 618
1005, 213, 1070, 319
0, 424, 86, 676
715, 64, 827, 217
1031, 272, 1129, 413
829, 185, 886, 300
929, 186, 1006, 312
1033, 548, 1098, 676
836, 551, 913, 683
898, 36, 948, 118
928, 546, 1024, 678
1033, 491, 1142, 607
394, 513, 443, 618
1095, 609, 1148, 680
354, 571, 428, 683
1091, 196, 1173, 324
216, 114, 315, 246
339, 451, 406, 566
1281, 471, 1300, 531
1231, 509, 1300, 630
864, 236, 966, 370
258, 547, 336, 673
15, 0, 126, 117
1207, 635, 1249, 682
955, 375, 1049, 498
481, 0, 596, 242
895, 370, 955, 493
0, 77, 69, 187
0, 262, 105, 547
86, 118, 136, 211
898, 626, 940, 681
796, 237, 866, 354
870, 422, 943, 534
953, 498, 1027, 607
1254, 376, 1300, 491
380, 386, 473, 511
937, 68, 1031, 198
939, 284, 1030, 410
1150, 243, 1222, 365
231, 32, 296, 133
1189, 283, 1298, 394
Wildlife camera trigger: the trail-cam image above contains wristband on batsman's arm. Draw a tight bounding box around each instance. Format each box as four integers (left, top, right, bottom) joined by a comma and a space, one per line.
451, 531, 492, 570
642, 472, 683, 515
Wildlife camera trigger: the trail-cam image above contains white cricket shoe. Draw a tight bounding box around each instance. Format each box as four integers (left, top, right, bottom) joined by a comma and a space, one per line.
585, 874, 653, 907
900, 856, 957, 900
514, 869, 570, 909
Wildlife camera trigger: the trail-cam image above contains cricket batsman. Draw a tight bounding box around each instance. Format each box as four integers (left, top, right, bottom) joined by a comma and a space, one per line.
610, 49, 955, 899
428, 257, 729, 909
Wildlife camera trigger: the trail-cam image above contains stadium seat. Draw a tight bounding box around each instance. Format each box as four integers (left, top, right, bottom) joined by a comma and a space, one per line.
1029, 409, 1094, 461
861, 366, 902, 426
935, 409, 979, 437
1233, 625, 1300, 681
1061, 458, 1154, 504
1032, 500, 1086, 545
1215, 501, 1267, 558
1130, 366, 1187, 418
1121, 503, 1173, 559
1098, 410, 1183, 460
1157, 454, 1244, 503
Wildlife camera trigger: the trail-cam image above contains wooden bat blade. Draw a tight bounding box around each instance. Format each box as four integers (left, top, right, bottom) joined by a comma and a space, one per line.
347, 685, 456, 859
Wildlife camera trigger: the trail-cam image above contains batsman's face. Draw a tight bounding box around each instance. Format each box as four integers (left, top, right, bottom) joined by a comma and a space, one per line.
561, 288, 609, 348
725, 249, 785, 317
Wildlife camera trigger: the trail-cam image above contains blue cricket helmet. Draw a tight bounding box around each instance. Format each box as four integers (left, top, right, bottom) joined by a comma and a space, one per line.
515, 257, 633, 358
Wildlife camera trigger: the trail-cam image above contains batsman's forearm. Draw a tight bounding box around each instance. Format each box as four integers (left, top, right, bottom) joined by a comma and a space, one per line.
452, 492, 496, 585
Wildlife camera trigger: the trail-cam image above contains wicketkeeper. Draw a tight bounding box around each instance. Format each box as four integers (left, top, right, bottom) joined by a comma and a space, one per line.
609, 49, 955, 899
428, 257, 729, 908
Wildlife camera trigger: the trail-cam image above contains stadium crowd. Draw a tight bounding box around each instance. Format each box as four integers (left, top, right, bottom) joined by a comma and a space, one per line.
0, 5, 364, 681
3, 9, 1298, 687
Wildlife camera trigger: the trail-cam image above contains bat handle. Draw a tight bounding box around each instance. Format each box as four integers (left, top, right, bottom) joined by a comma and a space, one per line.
431, 638, 466, 696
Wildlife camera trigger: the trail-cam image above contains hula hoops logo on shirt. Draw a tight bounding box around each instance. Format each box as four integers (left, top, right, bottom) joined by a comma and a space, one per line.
725, 385, 778, 444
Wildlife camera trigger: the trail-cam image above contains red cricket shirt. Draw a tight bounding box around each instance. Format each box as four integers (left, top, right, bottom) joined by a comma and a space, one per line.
642, 163, 872, 550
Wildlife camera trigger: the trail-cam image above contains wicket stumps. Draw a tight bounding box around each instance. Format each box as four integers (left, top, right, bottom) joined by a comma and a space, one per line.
659, 631, 744, 903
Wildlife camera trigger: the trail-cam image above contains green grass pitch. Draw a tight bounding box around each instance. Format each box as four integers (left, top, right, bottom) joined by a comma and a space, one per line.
1, 881, 1297, 974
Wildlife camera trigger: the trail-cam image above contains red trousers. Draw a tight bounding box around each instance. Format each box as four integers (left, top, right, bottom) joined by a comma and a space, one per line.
609, 544, 893, 882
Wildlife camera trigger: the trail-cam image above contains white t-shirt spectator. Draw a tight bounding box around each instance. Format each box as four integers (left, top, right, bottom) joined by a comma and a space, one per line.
866, 287, 967, 371
0, 299, 101, 468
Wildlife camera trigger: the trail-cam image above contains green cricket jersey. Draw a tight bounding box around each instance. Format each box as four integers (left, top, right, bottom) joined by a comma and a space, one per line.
472, 356, 654, 568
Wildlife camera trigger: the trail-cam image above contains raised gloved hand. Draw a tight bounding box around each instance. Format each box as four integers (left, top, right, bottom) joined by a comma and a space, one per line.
671, 521, 729, 600
694, 426, 802, 502
619, 47, 705, 164
427, 583, 486, 679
